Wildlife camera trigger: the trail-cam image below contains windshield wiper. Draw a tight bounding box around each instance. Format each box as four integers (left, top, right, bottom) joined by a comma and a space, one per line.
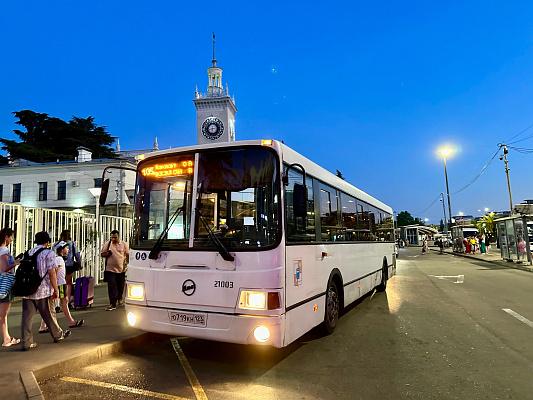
195, 208, 235, 262
149, 206, 184, 260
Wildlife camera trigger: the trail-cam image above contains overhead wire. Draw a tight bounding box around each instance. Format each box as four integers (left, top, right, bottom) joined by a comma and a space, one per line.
452, 147, 501, 195
504, 122, 533, 144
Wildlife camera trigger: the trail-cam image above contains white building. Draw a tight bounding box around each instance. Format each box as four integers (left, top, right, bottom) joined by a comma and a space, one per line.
0, 147, 138, 215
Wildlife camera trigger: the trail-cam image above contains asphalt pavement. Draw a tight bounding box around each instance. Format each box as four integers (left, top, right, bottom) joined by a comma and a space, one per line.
40, 248, 533, 399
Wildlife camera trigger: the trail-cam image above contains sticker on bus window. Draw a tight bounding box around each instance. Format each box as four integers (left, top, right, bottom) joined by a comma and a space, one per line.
244, 217, 254, 226
293, 260, 303, 286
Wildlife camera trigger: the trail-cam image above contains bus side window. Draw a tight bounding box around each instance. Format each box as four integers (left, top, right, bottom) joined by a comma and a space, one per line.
285, 168, 315, 242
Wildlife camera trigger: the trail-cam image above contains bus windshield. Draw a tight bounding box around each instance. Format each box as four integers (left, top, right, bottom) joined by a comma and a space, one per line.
134, 147, 281, 251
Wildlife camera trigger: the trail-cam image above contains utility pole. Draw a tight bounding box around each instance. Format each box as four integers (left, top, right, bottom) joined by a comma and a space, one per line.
440, 193, 448, 233
500, 144, 514, 214
443, 157, 453, 227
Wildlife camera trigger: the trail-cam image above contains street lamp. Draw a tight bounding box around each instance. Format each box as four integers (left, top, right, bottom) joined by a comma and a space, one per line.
436, 145, 456, 228
88, 188, 102, 284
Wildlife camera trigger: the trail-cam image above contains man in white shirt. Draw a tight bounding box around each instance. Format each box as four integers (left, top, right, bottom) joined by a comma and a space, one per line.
21, 231, 71, 350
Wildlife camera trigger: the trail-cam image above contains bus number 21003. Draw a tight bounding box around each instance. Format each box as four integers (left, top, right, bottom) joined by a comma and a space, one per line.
214, 280, 234, 289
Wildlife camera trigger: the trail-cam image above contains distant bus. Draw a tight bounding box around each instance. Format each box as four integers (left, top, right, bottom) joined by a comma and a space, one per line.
451, 225, 479, 241
123, 140, 395, 347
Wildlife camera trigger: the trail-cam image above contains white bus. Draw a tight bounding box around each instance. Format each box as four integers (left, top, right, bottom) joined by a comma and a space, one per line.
121, 140, 395, 347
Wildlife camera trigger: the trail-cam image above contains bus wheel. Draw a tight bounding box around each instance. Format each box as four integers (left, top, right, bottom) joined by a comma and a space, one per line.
376, 261, 388, 292
323, 281, 340, 334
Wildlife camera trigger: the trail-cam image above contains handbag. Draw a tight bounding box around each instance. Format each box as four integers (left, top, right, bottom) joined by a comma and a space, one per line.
0, 272, 15, 299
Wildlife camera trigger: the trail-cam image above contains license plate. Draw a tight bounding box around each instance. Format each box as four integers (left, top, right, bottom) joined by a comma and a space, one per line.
168, 311, 207, 327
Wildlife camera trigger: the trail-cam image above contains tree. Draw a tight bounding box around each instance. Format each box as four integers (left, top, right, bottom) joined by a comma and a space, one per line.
0, 110, 117, 163
397, 211, 415, 226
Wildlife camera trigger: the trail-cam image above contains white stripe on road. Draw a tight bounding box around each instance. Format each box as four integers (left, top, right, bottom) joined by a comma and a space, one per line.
60, 376, 188, 400
429, 275, 464, 283
171, 338, 208, 400
502, 308, 533, 329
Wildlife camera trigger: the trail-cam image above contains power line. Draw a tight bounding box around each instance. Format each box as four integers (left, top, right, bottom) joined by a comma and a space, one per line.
504, 122, 533, 144
416, 193, 442, 216
452, 147, 500, 195
508, 131, 533, 146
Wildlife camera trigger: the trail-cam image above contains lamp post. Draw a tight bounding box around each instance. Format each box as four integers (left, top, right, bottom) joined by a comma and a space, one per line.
440, 193, 448, 233
88, 188, 102, 284
437, 145, 456, 228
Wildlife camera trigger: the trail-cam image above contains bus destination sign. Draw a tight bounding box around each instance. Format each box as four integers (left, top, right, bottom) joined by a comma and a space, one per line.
141, 160, 194, 178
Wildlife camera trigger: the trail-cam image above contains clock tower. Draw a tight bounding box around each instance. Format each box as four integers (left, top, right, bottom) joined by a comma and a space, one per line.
194, 34, 237, 144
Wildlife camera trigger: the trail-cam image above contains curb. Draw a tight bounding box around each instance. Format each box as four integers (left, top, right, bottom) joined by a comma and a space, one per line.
20, 371, 43, 400
430, 249, 533, 273
21, 332, 168, 399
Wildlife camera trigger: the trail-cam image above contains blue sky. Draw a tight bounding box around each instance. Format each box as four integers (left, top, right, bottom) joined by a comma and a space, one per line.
1, 1, 533, 222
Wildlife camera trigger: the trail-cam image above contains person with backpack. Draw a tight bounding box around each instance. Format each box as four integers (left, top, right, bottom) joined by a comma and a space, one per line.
55, 230, 81, 309
19, 231, 71, 350
0, 228, 20, 347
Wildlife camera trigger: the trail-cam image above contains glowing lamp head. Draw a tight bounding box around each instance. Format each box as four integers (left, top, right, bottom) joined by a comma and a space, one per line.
253, 325, 270, 343
436, 145, 457, 159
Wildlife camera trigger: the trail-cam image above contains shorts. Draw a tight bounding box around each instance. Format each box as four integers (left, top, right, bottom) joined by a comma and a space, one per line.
58, 284, 67, 300
0, 291, 14, 303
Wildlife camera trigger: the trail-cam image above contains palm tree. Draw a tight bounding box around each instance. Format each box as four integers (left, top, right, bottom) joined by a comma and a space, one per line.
483, 212, 496, 243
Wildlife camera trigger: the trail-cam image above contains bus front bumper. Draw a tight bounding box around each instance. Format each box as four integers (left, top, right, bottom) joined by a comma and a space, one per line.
125, 303, 285, 348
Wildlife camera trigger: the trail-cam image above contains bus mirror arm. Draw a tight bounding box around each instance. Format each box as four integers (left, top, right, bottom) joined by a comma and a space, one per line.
283, 163, 307, 187
99, 165, 138, 207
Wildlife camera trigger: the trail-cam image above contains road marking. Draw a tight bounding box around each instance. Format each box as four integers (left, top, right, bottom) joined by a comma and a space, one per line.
502, 309, 533, 329
429, 275, 464, 283
171, 338, 208, 400
60, 376, 188, 400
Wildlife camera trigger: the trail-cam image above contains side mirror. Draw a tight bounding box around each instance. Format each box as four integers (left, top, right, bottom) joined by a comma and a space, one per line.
293, 183, 307, 219
99, 179, 110, 207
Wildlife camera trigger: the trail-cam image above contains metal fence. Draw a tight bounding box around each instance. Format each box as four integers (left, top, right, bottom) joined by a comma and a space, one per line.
0, 202, 133, 285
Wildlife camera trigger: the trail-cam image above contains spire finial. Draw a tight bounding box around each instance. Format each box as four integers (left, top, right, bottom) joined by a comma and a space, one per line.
153, 136, 159, 151
212, 32, 217, 67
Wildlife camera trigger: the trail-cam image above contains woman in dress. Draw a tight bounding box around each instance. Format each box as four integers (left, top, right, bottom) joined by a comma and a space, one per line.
0, 228, 21, 347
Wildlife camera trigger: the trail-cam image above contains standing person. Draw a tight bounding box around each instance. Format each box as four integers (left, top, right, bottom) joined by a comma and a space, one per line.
0, 228, 20, 347
421, 238, 428, 254
39, 241, 84, 333
485, 235, 491, 253
55, 230, 81, 309
465, 237, 471, 254
438, 238, 444, 254
480, 234, 486, 254
21, 231, 71, 350
101, 230, 129, 311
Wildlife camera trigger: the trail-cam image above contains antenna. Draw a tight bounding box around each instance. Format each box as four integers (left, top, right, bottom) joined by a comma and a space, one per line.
212, 32, 217, 67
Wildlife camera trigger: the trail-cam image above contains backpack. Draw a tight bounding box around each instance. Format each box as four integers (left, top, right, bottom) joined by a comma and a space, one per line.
12, 248, 48, 297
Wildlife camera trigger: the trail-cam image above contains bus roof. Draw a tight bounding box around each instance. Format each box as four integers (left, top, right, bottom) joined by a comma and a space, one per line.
139, 139, 393, 214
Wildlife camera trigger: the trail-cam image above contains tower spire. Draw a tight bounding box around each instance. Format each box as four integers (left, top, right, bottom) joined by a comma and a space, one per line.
212, 32, 217, 67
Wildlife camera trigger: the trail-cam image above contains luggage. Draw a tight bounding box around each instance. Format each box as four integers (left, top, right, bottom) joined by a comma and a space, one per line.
74, 276, 94, 309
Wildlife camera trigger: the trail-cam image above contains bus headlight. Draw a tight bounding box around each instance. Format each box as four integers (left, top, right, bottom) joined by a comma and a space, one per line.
127, 283, 145, 301
239, 290, 266, 310
238, 290, 281, 311
253, 325, 270, 342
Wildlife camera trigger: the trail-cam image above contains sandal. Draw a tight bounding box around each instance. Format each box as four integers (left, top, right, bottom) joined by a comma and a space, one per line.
38, 329, 49, 334
2, 337, 21, 347
69, 319, 84, 328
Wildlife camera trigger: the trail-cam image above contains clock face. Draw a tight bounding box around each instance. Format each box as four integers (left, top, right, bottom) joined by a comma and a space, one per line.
201, 117, 224, 140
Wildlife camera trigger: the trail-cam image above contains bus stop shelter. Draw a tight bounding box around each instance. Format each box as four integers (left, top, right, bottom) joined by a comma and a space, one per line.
495, 215, 533, 265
